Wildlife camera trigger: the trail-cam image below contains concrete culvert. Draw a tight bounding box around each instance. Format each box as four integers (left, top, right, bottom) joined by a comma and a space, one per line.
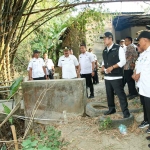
86, 102, 108, 117
128, 99, 143, 113
98, 113, 134, 128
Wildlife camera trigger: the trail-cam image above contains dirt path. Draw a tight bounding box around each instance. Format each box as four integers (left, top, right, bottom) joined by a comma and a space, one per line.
57, 80, 150, 150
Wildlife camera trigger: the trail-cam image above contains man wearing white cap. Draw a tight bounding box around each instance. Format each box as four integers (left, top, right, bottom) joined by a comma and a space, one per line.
58, 47, 79, 79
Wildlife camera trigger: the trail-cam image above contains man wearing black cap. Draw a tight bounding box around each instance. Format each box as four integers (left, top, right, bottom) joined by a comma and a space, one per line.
100, 32, 130, 118
135, 31, 150, 139
28, 50, 47, 80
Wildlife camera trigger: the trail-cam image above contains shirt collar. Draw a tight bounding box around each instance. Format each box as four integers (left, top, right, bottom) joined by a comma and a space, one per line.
107, 43, 114, 51
145, 46, 150, 52
63, 55, 70, 58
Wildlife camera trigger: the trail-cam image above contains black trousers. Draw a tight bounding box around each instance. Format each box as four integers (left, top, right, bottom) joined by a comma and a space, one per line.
81, 74, 94, 96
143, 96, 150, 128
33, 76, 45, 80
123, 70, 138, 95
92, 69, 99, 84
140, 95, 148, 122
105, 79, 130, 116
48, 69, 54, 79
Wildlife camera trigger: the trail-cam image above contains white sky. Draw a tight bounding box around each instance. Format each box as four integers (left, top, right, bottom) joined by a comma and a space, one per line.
104, 1, 150, 13
73, 1, 150, 15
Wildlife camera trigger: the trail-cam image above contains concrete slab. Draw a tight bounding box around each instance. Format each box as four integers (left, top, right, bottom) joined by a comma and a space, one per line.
22, 79, 87, 123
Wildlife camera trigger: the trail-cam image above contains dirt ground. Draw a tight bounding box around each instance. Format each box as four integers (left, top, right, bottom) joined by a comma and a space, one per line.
57, 80, 150, 150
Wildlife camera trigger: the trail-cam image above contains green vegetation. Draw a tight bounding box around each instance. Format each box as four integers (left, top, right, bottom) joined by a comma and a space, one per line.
22, 126, 67, 150
99, 117, 112, 130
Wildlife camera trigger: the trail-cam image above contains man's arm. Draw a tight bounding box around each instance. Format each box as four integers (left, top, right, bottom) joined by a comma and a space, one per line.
29, 68, 33, 80
77, 64, 81, 78
43, 66, 48, 79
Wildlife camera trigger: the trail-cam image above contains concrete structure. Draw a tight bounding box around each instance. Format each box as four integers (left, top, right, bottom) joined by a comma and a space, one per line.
22, 79, 86, 123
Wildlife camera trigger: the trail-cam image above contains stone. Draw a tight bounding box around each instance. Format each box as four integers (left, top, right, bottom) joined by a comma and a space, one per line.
135, 112, 144, 123
22, 79, 86, 124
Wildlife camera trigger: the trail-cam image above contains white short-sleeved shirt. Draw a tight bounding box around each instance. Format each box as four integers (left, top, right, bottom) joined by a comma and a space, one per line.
139, 46, 150, 97
28, 58, 45, 78
58, 55, 79, 79
44, 59, 54, 75
79, 52, 95, 74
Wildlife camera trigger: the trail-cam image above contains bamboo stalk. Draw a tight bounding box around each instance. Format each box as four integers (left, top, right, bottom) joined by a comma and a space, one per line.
10, 125, 19, 150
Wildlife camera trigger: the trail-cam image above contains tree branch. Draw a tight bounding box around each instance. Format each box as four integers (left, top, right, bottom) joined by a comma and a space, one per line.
22, 0, 150, 16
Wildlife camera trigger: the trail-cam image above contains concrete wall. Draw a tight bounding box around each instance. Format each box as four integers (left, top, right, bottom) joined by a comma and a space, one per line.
22, 79, 87, 123
115, 26, 145, 42
131, 26, 145, 38
85, 17, 113, 64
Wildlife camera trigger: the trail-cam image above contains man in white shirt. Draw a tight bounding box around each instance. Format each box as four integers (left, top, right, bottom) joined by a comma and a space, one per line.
28, 50, 47, 80
88, 48, 99, 84
58, 47, 79, 79
43, 53, 55, 79
100, 32, 130, 118
120, 39, 126, 53
135, 31, 150, 135
78, 44, 95, 98
132, 44, 148, 129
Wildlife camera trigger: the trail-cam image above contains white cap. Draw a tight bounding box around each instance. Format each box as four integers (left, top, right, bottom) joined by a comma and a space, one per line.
120, 39, 125, 42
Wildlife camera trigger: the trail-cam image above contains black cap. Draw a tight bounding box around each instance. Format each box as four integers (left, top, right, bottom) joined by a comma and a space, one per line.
137, 31, 150, 41
100, 32, 113, 39
33, 50, 41, 53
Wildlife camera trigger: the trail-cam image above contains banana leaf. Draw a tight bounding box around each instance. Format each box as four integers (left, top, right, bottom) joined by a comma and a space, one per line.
2, 104, 13, 124
7, 76, 23, 100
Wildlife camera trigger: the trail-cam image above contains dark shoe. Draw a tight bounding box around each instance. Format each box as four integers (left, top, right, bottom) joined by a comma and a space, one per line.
126, 94, 131, 98
128, 94, 139, 100
88, 95, 94, 99
123, 113, 130, 118
148, 144, 150, 148
138, 121, 149, 129
104, 109, 116, 115
146, 136, 150, 140
146, 128, 150, 134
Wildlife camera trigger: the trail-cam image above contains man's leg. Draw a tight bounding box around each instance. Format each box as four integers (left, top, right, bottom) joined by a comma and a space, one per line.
124, 70, 138, 96
138, 95, 149, 128
144, 96, 150, 132
86, 74, 94, 97
105, 80, 115, 112
81, 74, 88, 97
111, 79, 130, 118
140, 95, 148, 122
95, 69, 99, 84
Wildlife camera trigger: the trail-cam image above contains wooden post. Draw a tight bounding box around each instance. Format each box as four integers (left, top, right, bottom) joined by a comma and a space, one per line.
11, 125, 19, 150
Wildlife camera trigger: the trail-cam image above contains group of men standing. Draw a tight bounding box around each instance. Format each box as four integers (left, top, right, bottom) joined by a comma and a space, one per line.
58, 45, 98, 98
100, 31, 150, 148
27, 30, 150, 146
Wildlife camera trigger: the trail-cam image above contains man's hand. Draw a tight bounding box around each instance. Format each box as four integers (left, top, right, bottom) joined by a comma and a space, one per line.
132, 73, 136, 80
135, 73, 140, 82
91, 71, 95, 77
130, 63, 135, 68
106, 66, 113, 73
29, 77, 33, 81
